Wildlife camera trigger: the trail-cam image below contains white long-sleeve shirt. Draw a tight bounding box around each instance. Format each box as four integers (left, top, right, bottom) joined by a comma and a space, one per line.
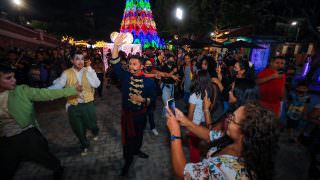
48, 66, 100, 108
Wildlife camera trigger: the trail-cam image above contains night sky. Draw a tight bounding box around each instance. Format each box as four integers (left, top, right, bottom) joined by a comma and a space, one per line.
0, 0, 156, 40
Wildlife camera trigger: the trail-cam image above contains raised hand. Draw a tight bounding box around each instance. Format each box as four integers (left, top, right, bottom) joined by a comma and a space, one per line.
166, 107, 181, 135
114, 33, 127, 47
174, 108, 192, 127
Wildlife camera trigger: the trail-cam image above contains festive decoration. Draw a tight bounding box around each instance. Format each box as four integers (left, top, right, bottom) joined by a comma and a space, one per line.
120, 0, 164, 48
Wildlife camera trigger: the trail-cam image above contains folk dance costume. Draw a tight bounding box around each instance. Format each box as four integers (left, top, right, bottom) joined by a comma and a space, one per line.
49, 67, 100, 152
110, 57, 156, 173
0, 85, 78, 180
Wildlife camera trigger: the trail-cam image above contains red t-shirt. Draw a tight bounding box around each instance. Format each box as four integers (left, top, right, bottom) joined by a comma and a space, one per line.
258, 67, 286, 116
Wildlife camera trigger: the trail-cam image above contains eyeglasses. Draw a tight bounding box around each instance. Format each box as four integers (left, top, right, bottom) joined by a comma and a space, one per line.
226, 113, 241, 126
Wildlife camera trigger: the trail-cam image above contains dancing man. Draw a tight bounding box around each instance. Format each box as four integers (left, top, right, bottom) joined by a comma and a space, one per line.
49, 49, 100, 156
0, 63, 81, 180
110, 34, 156, 176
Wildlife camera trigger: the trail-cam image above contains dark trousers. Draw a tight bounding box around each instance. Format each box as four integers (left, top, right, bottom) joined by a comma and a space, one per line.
68, 102, 99, 149
97, 73, 104, 97
123, 113, 147, 166
0, 128, 62, 180
147, 106, 155, 130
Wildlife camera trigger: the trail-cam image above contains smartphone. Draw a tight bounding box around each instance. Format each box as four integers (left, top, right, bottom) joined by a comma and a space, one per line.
167, 98, 176, 116
278, 69, 285, 74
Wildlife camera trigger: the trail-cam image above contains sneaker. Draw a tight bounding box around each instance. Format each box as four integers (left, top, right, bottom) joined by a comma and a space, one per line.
93, 136, 99, 141
81, 148, 88, 156
152, 129, 159, 136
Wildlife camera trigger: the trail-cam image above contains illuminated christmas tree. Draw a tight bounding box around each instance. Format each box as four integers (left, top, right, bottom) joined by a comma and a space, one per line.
120, 0, 164, 48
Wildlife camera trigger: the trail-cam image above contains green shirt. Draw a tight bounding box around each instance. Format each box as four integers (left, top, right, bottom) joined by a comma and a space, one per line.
5, 85, 78, 129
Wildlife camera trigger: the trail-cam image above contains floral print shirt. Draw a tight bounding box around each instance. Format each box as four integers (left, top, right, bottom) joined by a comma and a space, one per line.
184, 130, 249, 180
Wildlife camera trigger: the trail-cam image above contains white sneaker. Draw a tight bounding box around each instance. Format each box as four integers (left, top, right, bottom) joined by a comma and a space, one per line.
152, 129, 159, 136
81, 148, 88, 156
93, 136, 99, 141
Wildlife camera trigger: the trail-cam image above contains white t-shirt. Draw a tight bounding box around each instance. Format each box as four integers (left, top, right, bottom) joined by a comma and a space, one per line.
189, 93, 205, 125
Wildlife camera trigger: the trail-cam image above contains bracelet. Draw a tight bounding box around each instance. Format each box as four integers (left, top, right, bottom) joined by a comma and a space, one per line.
170, 135, 182, 141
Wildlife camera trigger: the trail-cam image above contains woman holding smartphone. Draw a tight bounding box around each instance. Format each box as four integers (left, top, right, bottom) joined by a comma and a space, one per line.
166, 100, 278, 180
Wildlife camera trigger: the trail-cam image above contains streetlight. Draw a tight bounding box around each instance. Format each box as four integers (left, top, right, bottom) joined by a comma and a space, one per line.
176, 8, 183, 20
12, 0, 23, 7
175, 7, 183, 60
291, 21, 298, 26
11, 0, 24, 24
210, 32, 215, 36
291, 21, 300, 41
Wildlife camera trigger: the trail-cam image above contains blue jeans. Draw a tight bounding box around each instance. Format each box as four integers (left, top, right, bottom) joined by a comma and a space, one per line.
161, 83, 175, 116
183, 91, 190, 105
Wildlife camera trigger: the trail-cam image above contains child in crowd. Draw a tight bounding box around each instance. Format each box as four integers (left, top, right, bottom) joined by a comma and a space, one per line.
286, 81, 310, 142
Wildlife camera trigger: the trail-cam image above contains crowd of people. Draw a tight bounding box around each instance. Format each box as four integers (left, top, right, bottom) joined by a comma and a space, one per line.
0, 34, 319, 179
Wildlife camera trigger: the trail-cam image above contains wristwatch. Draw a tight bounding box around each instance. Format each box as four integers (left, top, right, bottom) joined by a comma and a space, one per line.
170, 135, 182, 141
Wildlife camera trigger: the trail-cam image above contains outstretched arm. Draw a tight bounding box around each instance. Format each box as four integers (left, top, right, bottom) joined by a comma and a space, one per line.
24, 85, 80, 102
48, 72, 67, 89
110, 34, 128, 80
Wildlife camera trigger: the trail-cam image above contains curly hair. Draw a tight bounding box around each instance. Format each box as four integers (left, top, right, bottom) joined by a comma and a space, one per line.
240, 103, 279, 180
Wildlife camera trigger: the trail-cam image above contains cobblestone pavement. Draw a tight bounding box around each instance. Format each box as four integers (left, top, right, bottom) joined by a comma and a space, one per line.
13, 86, 310, 180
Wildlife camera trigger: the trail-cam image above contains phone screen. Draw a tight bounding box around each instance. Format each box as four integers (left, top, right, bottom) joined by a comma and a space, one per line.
278, 68, 285, 74
167, 98, 176, 116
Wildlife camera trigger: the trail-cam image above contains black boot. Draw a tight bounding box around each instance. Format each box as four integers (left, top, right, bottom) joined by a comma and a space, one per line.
120, 163, 130, 176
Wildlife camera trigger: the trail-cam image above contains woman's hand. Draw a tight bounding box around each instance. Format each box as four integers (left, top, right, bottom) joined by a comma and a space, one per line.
166, 107, 181, 136
174, 108, 192, 127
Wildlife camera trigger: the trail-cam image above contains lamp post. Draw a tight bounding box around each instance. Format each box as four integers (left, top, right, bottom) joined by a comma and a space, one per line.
291, 21, 300, 41
11, 0, 24, 24
175, 7, 183, 60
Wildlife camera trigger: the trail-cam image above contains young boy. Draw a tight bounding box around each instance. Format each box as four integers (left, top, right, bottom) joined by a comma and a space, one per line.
0, 63, 81, 180
287, 81, 310, 141
49, 50, 101, 156
111, 34, 156, 176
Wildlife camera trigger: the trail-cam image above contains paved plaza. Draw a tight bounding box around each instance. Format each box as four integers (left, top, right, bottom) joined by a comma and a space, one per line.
13, 86, 310, 180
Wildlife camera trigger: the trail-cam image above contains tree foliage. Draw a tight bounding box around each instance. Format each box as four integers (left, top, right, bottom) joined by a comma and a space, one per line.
152, 0, 320, 43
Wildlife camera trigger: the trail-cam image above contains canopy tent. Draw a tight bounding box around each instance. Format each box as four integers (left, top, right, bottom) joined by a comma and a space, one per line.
221, 40, 264, 49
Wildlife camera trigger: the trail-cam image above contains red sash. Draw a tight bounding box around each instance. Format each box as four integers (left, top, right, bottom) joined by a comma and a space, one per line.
121, 108, 147, 145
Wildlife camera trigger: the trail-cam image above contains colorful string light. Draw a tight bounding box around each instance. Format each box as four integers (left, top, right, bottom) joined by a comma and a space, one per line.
120, 0, 164, 48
